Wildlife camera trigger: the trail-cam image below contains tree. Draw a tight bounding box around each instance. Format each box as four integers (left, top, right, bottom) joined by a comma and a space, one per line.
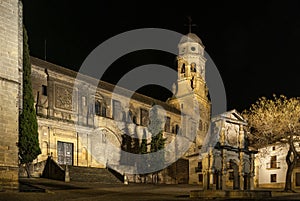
243, 95, 300, 191
140, 138, 148, 155
19, 26, 41, 177
139, 134, 148, 183
120, 133, 132, 165
148, 105, 166, 183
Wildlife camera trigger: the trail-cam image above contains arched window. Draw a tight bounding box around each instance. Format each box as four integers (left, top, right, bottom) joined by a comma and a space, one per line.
181, 63, 185, 73
191, 63, 196, 72
198, 119, 203, 131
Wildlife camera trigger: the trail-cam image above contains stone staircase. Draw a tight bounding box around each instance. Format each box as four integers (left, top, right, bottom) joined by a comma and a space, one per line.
67, 166, 123, 184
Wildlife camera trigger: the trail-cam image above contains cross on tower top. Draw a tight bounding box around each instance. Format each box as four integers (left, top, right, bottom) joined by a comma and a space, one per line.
184, 16, 197, 33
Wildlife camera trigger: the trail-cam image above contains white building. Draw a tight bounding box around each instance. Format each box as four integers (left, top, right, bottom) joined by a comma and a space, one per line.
255, 143, 300, 190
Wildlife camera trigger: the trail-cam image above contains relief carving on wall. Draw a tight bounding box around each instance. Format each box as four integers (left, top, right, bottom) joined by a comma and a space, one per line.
55, 85, 73, 111
225, 123, 239, 147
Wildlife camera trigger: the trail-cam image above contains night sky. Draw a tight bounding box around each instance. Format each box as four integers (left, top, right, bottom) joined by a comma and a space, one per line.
23, 1, 300, 113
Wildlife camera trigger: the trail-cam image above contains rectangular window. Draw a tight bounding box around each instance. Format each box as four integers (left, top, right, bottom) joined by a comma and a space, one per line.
296, 173, 300, 186
270, 156, 277, 168
140, 108, 149, 126
270, 174, 277, 183
101, 106, 106, 117
198, 161, 203, 171
229, 172, 234, 180
95, 101, 101, 116
198, 174, 203, 182
164, 116, 171, 132
42, 85, 47, 96
113, 100, 121, 120
213, 174, 217, 184
195, 161, 202, 173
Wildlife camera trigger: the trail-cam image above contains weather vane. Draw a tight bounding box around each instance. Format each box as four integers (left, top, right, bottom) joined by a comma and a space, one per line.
184, 16, 197, 33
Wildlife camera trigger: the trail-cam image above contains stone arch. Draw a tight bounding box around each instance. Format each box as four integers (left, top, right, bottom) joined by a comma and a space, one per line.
227, 158, 240, 190
88, 127, 123, 167
97, 127, 122, 146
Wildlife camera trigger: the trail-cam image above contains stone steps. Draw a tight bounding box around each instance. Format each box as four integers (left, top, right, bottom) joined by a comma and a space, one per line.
67, 166, 123, 184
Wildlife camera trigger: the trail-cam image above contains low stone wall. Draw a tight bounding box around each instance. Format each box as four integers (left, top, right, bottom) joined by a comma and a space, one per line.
190, 190, 272, 199
258, 182, 285, 189
0, 166, 19, 191
19, 160, 47, 178
41, 156, 66, 181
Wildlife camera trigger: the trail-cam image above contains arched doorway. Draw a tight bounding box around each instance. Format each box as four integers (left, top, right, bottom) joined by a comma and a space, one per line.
232, 160, 240, 190
228, 159, 240, 190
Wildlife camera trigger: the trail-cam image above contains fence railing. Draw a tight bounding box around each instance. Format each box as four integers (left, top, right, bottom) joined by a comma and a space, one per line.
266, 161, 280, 169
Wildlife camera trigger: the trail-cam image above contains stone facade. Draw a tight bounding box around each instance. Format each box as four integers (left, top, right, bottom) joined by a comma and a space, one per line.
29, 32, 213, 184
30, 57, 186, 183
0, 0, 23, 190
28, 31, 255, 187
198, 110, 256, 190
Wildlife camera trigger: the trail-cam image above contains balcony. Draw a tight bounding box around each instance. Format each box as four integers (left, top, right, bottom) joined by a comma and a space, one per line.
266, 162, 280, 169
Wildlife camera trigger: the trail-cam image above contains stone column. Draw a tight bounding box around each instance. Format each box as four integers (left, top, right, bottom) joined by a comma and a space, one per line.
208, 147, 214, 189
249, 153, 255, 190
239, 151, 245, 190
221, 149, 227, 190
202, 153, 209, 190
220, 120, 227, 190
238, 124, 245, 190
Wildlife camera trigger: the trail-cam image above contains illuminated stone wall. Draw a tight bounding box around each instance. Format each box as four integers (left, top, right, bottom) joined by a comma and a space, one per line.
0, 0, 23, 190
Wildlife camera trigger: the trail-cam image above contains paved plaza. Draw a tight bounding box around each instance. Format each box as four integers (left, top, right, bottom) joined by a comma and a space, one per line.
0, 178, 299, 201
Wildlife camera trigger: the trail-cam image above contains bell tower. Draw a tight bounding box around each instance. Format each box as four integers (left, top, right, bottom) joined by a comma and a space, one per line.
168, 31, 211, 147
177, 33, 207, 100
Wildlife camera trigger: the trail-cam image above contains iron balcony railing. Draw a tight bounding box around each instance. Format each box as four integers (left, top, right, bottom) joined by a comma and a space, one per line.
266, 161, 280, 169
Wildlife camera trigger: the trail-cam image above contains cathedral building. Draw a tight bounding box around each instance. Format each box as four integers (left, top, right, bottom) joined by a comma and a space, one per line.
30, 32, 211, 184
28, 31, 255, 189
